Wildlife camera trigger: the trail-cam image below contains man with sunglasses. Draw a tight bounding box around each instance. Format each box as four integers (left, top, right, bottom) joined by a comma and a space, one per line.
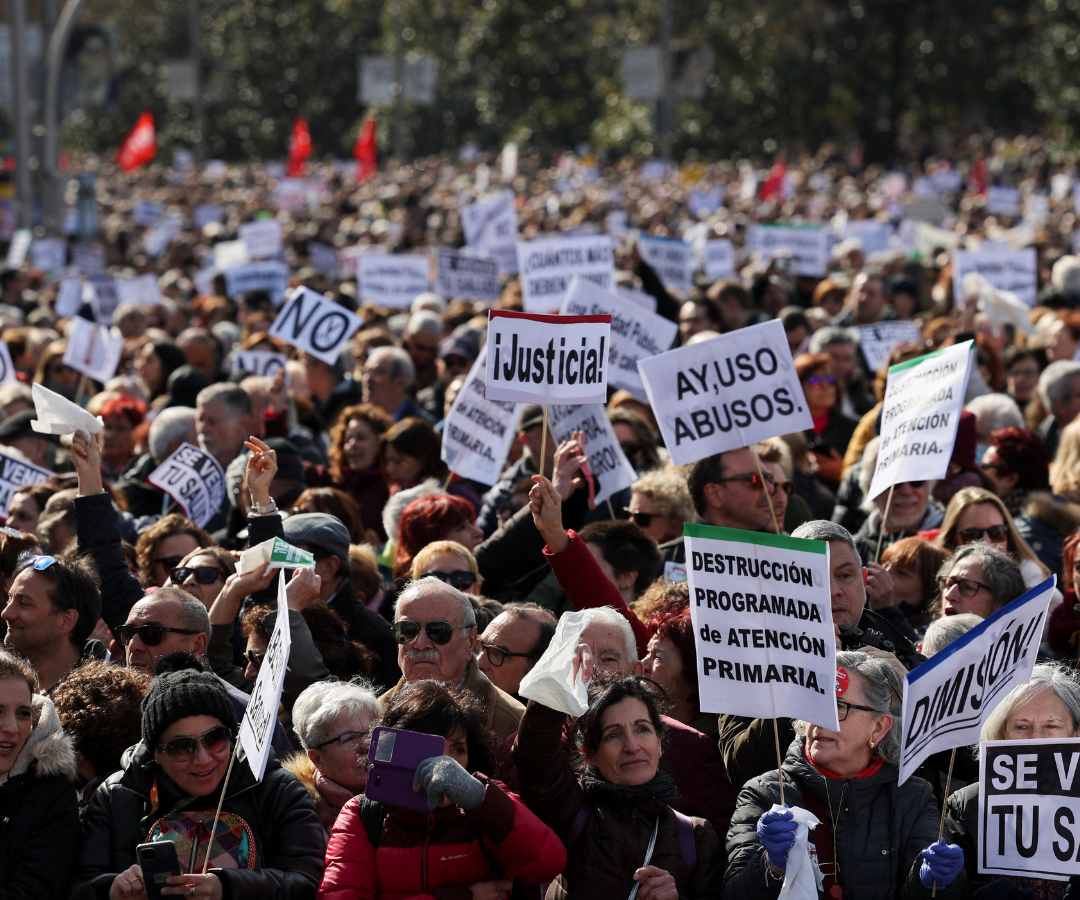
476, 605, 557, 699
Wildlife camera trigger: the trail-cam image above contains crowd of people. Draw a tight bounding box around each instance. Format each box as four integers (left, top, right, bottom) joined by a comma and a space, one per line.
3, 141, 1080, 899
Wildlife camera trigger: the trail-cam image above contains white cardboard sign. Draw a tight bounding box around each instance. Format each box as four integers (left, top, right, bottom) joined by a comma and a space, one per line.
147, 442, 228, 529
87, 276, 119, 325
0, 342, 18, 386
228, 350, 289, 378
357, 254, 430, 308
434, 249, 499, 302
516, 234, 615, 313
0, 451, 53, 519
703, 239, 736, 281
268, 287, 363, 366
55, 279, 83, 318
62, 317, 124, 384
746, 224, 831, 277
484, 310, 611, 405
116, 273, 162, 308
856, 321, 923, 374
952, 248, 1038, 307
30, 238, 66, 274
238, 219, 283, 260
548, 403, 637, 505
638, 235, 694, 295
461, 190, 518, 274
636, 319, 811, 467
3, 229, 31, 270
223, 261, 290, 306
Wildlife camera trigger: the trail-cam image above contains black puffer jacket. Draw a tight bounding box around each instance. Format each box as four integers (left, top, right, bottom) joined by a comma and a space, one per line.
725, 738, 966, 900
70, 742, 323, 900
0, 695, 80, 900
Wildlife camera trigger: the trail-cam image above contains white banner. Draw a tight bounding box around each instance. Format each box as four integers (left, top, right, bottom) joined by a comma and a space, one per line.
147, 442, 227, 528
637, 319, 811, 467
0, 451, 53, 520
441, 346, 519, 486
746, 224, 831, 277
560, 276, 677, 402
978, 737, 1080, 881
434, 249, 499, 302
484, 310, 611, 405
268, 287, 363, 366
228, 350, 289, 378
30, 238, 66, 274
222, 261, 290, 306
55, 279, 83, 318
238, 219, 283, 260
116, 273, 162, 308
357, 254, 430, 308
239, 573, 291, 780
548, 403, 636, 504
842, 220, 895, 257
461, 190, 518, 274
685, 524, 839, 730
866, 341, 973, 502
194, 204, 222, 228
703, 239, 736, 281
898, 577, 1055, 784
516, 235, 615, 313
953, 248, 1038, 307
856, 321, 923, 374
62, 317, 124, 384
638, 235, 693, 295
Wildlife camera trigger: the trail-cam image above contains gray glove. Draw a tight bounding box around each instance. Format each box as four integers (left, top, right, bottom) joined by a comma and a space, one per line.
413, 756, 485, 812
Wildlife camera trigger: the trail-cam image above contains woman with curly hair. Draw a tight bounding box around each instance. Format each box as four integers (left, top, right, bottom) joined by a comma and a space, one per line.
134, 513, 213, 588
328, 403, 393, 542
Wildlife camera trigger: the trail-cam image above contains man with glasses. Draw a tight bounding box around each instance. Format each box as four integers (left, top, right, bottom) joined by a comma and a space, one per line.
1036, 360, 1080, 458
380, 577, 525, 746
476, 604, 556, 699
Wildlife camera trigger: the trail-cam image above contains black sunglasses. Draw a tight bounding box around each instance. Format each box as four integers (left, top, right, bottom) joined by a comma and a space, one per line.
394, 619, 471, 646
158, 725, 232, 761
419, 570, 476, 590
246, 648, 265, 670
476, 639, 533, 667
117, 623, 201, 646
155, 556, 185, 579
172, 566, 225, 585
715, 470, 775, 491
625, 508, 658, 528
958, 525, 1009, 544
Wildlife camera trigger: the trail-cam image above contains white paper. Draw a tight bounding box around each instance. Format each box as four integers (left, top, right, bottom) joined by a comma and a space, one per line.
746, 225, 831, 277
856, 322, 923, 374
308, 242, 339, 279
518, 609, 594, 717
268, 286, 363, 366
842, 219, 895, 257
461, 190, 519, 274
223, 261, 290, 306
357, 254, 431, 308
146, 442, 227, 528
434, 249, 499, 302
703, 239, 736, 281
143, 215, 184, 258
30, 382, 104, 436
963, 272, 1035, 337
62, 317, 124, 383
72, 245, 105, 276
952, 248, 1038, 307
638, 235, 693, 295
87, 276, 119, 325
516, 234, 615, 313
548, 403, 637, 504
132, 200, 162, 227
213, 239, 250, 271
55, 279, 83, 317
238, 219, 283, 260
986, 186, 1022, 217
775, 804, 823, 900
227, 350, 289, 378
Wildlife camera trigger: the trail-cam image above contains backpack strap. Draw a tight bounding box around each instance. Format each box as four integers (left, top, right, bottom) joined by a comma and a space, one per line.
563, 800, 592, 847
671, 810, 697, 879
355, 796, 386, 850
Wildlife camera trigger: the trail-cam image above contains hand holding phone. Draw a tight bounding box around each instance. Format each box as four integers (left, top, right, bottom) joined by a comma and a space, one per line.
130, 843, 180, 900
365, 726, 447, 814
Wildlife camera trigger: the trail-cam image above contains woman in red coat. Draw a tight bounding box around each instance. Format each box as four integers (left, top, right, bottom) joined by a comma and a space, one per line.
319, 680, 565, 900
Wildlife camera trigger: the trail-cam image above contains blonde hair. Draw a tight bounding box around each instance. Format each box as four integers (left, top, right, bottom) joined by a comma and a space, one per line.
630, 468, 694, 522
1051, 419, 1080, 500
936, 486, 1048, 578
409, 540, 483, 586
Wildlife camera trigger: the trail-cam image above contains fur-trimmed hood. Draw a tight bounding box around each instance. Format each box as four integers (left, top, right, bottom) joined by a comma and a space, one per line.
7, 694, 76, 783
381, 478, 443, 544
1023, 491, 1080, 538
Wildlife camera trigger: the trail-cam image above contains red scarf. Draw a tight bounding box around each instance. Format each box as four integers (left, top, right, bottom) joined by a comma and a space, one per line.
803, 742, 885, 780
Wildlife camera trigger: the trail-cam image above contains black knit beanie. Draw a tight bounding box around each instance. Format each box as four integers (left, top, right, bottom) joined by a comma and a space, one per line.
141, 670, 238, 751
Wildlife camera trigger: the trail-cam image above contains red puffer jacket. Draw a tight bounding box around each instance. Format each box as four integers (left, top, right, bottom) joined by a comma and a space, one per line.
318, 775, 566, 900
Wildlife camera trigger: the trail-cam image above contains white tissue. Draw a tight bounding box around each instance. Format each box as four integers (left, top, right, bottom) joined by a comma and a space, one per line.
962, 271, 1034, 337
775, 803, 823, 900
518, 609, 594, 717
30, 382, 104, 436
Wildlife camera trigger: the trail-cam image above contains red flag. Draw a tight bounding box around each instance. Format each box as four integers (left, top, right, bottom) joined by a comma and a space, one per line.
353, 118, 378, 181
286, 117, 312, 177
759, 159, 787, 201
116, 112, 156, 173
970, 158, 986, 196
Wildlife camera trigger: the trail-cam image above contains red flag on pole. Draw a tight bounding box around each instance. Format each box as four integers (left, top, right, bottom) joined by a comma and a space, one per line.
116, 112, 156, 173
353, 118, 378, 181
759, 159, 787, 201
286, 117, 312, 177
970, 158, 986, 196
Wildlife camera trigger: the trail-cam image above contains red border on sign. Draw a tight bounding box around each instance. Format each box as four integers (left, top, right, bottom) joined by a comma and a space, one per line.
488, 309, 612, 325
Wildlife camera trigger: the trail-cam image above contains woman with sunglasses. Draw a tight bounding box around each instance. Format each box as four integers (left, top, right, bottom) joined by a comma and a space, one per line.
73, 668, 324, 900
409, 540, 483, 596
795, 352, 858, 490
936, 543, 1026, 619
164, 547, 236, 610
727, 651, 966, 900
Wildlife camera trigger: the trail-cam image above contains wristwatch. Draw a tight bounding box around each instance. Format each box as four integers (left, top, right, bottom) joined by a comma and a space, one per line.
249, 498, 278, 516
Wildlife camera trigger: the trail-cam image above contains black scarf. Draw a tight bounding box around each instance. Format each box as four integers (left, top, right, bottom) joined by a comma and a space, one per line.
582, 768, 678, 807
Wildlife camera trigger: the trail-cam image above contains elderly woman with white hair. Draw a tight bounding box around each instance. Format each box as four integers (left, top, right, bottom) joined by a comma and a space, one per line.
946, 665, 1080, 899
283, 680, 382, 842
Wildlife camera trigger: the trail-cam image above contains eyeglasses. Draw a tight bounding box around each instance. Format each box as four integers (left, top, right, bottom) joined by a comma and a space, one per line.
775, 481, 795, 497
313, 729, 370, 751
20, 555, 56, 571
245, 648, 266, 671
625, 508, 658, 528
837, 699, 880, 721
805, 374, 837, 388
980, 462, 1001, 474
714, 470, 776, 492
394, 620, 473, 645
158, 725, 232, 761
419, 570, 476, 590
620, 441, 643, 456
172, 566, 225, 585
476, 639, 534, 667
958, 525, 1009, 545
117, 623, 201, 646
900, 481, 926, 489
155, 556, 185, 579
939, 574, 993, 597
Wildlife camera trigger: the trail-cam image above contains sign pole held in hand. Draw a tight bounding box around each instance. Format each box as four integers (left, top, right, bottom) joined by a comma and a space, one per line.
539, 405, 549, 480
773, 718, 785, 808
874, 484, 896, 564
930, 747, 957, 898
751, 449, 780, 535
74, 375, 89, 408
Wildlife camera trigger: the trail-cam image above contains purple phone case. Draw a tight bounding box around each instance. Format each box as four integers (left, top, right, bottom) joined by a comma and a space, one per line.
364, 726, 447, 813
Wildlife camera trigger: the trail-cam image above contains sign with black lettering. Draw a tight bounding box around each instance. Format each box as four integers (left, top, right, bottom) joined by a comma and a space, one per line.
898, 577, 1055, 784
0, 451, 53, 519
146, 442, 227, 528
515, 234, 615, 313
357, 254, 430, 308
685, 523, 839, 730
856, 321, 923, 374
227, 350, 289, 378
88, 275, 119, 325
222, 261, 290, 306
746, 224, 831, 277
268, 287, 364, 366
484, 309, 611, 405
461, 190, 518, 274
435, 249, 499, 302
638, 235, 693, 295
238, 219, 283, 260
979, 738, 1080, 881
548, 403, 636, 505
636, 319, 811, 467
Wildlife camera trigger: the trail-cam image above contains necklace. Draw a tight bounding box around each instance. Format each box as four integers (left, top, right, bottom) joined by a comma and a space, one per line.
822, 781, 848, 899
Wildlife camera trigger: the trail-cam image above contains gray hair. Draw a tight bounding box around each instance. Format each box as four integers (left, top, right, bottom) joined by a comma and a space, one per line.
196, 383, 252, 418
791, 519, 863, 569
394, 577, 476, 628
965, 394, 1023, 440
368, 346, 416, 388
938, 544, 1025, 611
794, 650, 903, 765
292, 679, 382, 750
808, 326, 857, 354
405, 310, 445, 339
152, 586, 213, 638
921, 613, 981, 657
149, 407, 197, 464
584, 606, 639, 667
982, 663, 1080, 741
1037, 360, 1080, 409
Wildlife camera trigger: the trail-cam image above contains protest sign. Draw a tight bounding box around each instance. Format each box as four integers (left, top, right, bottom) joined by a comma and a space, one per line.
843, 219, 895, 257
548, 403, 637, 504
238, 536, 316, 575
116, 273, 162, 307
357, 254, 430, 308
856, 321, 923, 374
434, 249, 500, 302
703, 239, 736, 281
143, 215, 184, 258
147, 442, 227, 528
55, 279, 83, 318
617, 286, 657, 312
339, 245, 383, 280
0, 342, 16, 386
685, 524, 839, 730
561, 276, 677, 401
986, 186, 1023, 218
239, 572, 291, 780
516, 234, 615, 313
638, 235, 694, 295
0, 451, 53, 519
3, 229, 31, 271
31, 238, 66, 275
746, 224, 831, 277
441, 347, 519, 486
978, 737, 1080, 881
222, 261, 290, 306
132, 200, 162, 227
688, 186, 724, 218
484, 309, 611, 405
228, 350, 289, 377
898, 576, 1055, 784
87, 276, 119, 325
62, 317, 124, 384
194, 203, 222, 228
268, 287, 363, 366
953, 248, 1038, 307
308, 242, 339, 279
637, 320, 812, 467
461, 190, 519, 274
213, 240, 249, 271
238, 219, 283, 260
866, 341, 973, 502
72, 245, 105, 276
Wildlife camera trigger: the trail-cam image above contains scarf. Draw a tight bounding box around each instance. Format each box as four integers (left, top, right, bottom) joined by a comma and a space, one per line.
313, 769, 356, 813
582, 767, 679, 807
803, 742, 885, 780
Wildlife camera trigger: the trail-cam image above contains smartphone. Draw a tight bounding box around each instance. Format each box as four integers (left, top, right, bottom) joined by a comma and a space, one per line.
136, 842, 182, 900
364, 726, 447, 813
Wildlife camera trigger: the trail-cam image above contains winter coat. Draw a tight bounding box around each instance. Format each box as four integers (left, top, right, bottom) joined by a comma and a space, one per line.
0, 694, 80, 900
513, 700, 723, 900
318, 774, 565, 900
725, 737, 965, 900
70, 742, 324, 900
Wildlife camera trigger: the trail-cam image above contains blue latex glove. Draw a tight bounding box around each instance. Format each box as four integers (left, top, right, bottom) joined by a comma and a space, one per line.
757, 807, 798, 870
919, 841, 964, 888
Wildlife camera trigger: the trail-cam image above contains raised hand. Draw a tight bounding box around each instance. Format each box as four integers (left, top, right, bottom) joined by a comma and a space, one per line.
529, 474, 568, 553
